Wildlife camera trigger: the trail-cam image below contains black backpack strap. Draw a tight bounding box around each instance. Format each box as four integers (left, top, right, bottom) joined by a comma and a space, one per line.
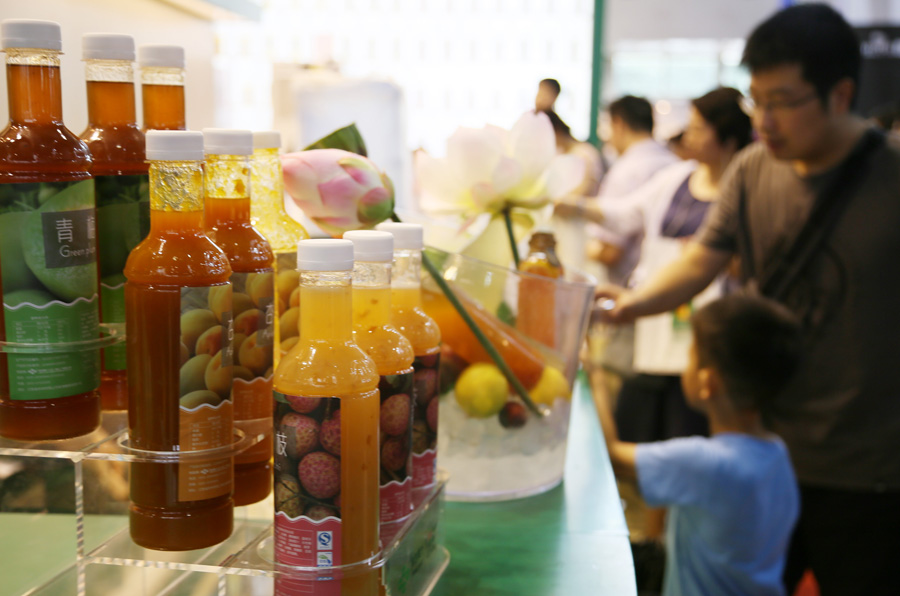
744, 128, 885, 301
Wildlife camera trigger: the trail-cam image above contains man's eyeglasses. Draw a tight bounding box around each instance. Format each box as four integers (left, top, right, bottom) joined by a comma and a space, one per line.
741, 92, 819, 116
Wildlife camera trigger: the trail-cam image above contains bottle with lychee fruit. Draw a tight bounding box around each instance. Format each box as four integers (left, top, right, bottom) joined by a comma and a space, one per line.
375, 222, 441, 500
273, 239, 380, 595
344, 231, 415, 546
203, 129, 275, 507
247, 131, 308, 371
124, 131, 234, 550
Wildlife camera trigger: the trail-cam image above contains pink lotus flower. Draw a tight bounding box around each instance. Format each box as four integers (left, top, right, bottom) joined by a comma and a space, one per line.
282, 149, 395, 237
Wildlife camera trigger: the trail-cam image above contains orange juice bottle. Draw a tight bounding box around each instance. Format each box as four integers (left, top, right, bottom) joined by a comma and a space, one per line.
344, 230, 415, 545
375, 223, 441, 495
125, 131, 234, 550
273, 239, 380, 596
517, 230, 563, 348
0, 19, 100, 440
203, 129, 275, 507
137, 45, 185, 131
249, 131, 308, 370
79, 33, 148, 411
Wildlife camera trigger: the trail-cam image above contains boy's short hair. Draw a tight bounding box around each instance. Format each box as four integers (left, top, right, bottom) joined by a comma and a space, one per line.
691, 295, 803, 410
607, 95, 654, 134
742, 3, 861, 105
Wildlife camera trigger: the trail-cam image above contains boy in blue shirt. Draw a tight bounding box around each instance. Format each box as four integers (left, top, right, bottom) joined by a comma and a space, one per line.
594, 295, 803, 596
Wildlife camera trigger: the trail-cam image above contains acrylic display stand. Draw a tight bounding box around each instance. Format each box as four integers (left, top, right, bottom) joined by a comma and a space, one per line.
0, 332, 448, 596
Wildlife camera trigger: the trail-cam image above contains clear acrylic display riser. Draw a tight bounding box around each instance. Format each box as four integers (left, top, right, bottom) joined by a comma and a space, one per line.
0, 412, 448, 596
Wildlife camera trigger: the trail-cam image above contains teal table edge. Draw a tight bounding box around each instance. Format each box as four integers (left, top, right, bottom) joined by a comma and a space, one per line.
433, 372, 637, 596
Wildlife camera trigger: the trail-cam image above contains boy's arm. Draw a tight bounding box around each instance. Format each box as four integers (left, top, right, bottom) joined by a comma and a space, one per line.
589, 367, 637, 480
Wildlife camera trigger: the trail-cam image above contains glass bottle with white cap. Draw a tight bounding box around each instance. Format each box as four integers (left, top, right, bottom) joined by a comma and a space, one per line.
272, 239, 381, 595
138, 44, 185, 131
80, 32, 147, 411
202, 128, 275, 507
125, 130, 234, 551
375, 222, 442, 497
344, 229, 415, 545
249, 131, 309, 370
0, 19, 100, 440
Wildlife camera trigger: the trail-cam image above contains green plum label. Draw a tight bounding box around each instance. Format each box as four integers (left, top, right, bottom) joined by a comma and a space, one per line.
96, 175, 149, 371
0, 180, 101, 400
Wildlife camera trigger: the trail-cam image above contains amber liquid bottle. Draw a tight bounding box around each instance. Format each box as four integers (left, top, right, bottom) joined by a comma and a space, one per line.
203, 129, 275, 507
79, 34, 148, 411
517, 230, 564, 348
138, 45, 185, 131
0, 20, 101, 440
125, 131, 234, 550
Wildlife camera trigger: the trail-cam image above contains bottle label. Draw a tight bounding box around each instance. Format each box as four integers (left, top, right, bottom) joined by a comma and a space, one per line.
378, 370, 414, 523
178, 284, 234, 502
274, 393, 344, 571
0, 180, 101, 400
230, 270, 275, 464
96, 174, 149, 371
412, 352, 440, 488
274, 251, 300, 361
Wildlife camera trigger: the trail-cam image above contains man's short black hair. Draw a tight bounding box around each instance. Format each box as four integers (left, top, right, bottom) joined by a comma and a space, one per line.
742, 3, 861, 104
692, 87, 753, 150
607, 95, 653, 134
540, 78, 561, 96
691, 295, 803, 410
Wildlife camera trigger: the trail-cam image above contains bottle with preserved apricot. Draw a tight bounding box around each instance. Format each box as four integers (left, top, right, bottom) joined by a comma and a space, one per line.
138, 44, 185, 131
125, 131, 234, 550
79, 33, 148, 411
203, 128, 275, 507
375, 222, 441, 496
0, 19, 100, 440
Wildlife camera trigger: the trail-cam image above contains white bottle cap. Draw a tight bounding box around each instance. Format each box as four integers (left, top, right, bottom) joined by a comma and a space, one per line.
344, 230, 394, 263
375, 222, 423, 251
202, 129, 253, 156
1, 19, 62, 51
253, 131, 281, 150
137, 44, 184, 68
82, 33, 135, 61
297, 239, 355, 272
146, 130, 204, 161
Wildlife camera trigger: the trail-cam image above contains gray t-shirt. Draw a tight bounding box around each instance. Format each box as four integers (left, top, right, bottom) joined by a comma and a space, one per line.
697, 133, 900, 490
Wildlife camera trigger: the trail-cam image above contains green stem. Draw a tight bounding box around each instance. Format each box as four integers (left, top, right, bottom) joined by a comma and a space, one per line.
421, 251, 545, 418
391, 212, 402, 222
503, 206, 520, 268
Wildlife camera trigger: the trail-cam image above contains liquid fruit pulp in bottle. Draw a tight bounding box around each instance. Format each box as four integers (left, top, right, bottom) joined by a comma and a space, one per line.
249, 132, 308, 370
125, 131, 234, 550
0, 20, 100, 440
345, 230, 415, 546
80, 34, 148, 411
204, 129, 275, 507
375, 223, 441, 493
273, 239, 380, 596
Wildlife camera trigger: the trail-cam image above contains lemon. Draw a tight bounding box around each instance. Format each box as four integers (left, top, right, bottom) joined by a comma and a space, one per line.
530, 366, 571, 406
454, 363, 508, 418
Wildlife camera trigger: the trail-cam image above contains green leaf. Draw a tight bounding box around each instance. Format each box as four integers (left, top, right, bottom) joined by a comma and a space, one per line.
496, 300, 517, 327
303, 123, 368, 157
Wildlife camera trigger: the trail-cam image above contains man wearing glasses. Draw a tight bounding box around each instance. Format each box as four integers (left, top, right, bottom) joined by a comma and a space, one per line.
598, 4, 900, 594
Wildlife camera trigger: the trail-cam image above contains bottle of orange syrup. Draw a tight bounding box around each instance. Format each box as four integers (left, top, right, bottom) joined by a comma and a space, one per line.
202, 128, 274, 507
79, 33, 147, 411
248, 131, 308, 370
344, 230, 415, 546
517, 229, 564, 349
137, 44, 185, 131
375, 222, 441, 502
273, 239, 381, 596
125, 130, 234, 550
0, 19, 100, 440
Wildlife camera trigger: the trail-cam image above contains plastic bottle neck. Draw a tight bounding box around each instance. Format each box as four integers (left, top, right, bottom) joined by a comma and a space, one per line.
204, 153, 251, 226
352, 261, 393, 327
251, 148, 284, 209
85, 60, 137, 127
141, 66, 185, 131
300, 271, 353, 342
391, 249, 423, 307
5, 49, 63, 125
149, 160, 204, 231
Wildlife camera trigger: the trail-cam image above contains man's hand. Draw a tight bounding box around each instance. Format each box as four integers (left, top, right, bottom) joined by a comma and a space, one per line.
553, 196, 583, 219
592, 285, 638, 324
